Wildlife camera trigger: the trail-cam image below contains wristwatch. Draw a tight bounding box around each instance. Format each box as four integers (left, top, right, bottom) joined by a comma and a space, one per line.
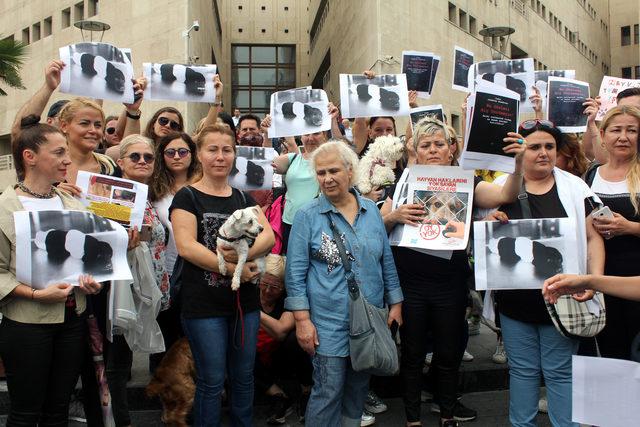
126, 109, 141, 120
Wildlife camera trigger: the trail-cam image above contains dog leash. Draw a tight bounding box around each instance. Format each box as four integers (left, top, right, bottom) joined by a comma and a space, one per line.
233, 289, 245, 349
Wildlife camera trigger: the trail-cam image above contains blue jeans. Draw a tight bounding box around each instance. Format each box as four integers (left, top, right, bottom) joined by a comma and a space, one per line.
305, 354, 370, 427
500, 313, 578, 427
182, 311, 259, 427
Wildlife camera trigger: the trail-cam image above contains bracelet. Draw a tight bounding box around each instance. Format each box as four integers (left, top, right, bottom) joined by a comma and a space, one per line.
126, 110, 141, 120
210, 102, 221, 107
31, 288, 36, 300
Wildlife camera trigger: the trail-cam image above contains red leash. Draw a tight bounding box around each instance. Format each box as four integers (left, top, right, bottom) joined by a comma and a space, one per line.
234, 289, 245, 349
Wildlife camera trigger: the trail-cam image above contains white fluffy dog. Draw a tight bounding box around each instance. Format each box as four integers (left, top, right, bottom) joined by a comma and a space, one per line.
217, 206, 265, 291
356, 135, 405, 195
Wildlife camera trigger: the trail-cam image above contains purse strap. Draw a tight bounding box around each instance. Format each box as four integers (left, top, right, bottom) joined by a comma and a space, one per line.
517, 182, 532, 219
326, 214, 360, 298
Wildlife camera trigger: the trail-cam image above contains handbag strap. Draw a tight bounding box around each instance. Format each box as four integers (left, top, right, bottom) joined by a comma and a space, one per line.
326, 214, 359, 297
517, 182, 532, 219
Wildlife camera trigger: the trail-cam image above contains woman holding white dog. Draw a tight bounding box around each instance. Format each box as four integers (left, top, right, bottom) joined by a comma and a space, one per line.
285, 140, 403, 427
380, 116, 526, 427
171, 124, 274, 427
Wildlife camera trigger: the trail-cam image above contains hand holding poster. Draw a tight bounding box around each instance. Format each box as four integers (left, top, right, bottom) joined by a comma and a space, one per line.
410, 105, 445, 131
473, 218, 579, 290
76, 171, 148, 229
460, 80, 520, 173
268, 88, 331, 138
452, 46, 474, 92
389, 165, 474, 252
596, 76, 640, 120
469, 58, 535, 111
143, 63, 217, 102
228, 146, 277, 190
59, 43, 134, 103
546, 77, 590, 133
339, 74, 410, 118
14, 210, 132, 289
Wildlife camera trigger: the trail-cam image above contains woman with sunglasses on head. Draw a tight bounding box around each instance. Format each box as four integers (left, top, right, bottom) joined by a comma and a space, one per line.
584, 105, 640, 361
380, 116, 526, 427
486, 119, 604, 427
148, 132, 200, 371
0, 116, 102, 426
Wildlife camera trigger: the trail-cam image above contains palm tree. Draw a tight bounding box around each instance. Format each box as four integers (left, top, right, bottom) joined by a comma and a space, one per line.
0, 35, 28, 96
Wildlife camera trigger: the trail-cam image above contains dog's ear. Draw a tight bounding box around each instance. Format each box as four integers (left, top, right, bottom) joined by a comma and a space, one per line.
251, 206, 261, 217
232, 209, 244, 222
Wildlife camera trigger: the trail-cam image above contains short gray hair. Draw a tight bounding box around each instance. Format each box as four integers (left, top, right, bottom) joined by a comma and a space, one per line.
413, 116, 451, 153
310, 139, 360, 186
119, 134, 154, 159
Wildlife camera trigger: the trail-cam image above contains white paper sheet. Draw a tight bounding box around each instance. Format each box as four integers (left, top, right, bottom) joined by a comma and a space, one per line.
596, 75, 640, 120
76, 171, 148, 229
452, 46, 474, 92
572, 355, 640, 427
143, 63, 217, 103
268, 88, 331, 138
339, 74, 411, 118
546, 76, 590, 133
469, 58, 535, 112
534, 70, 576, 110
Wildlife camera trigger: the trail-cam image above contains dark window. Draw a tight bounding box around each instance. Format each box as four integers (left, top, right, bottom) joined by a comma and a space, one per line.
238, 5, 243, 10
261, 6, 266, 10
635, 66, 640, 79
284, 29, 289, 33
62, 8, 71, 28
622, 67, 632, 78
238, 28, 243, 33
43, 17, 52, 37
284, 6, 289, 10
231, 44, 296, 115
622, 26, 631, 46
261, 29, 266, 33
635, 24, 639, 44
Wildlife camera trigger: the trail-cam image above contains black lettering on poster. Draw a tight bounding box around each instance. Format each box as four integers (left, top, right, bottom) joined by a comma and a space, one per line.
402, 54, 433, 92
467, 92, 518, 157
548, 80, 589, 128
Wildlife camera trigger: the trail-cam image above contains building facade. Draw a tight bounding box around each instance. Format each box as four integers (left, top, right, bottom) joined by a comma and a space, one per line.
609, 0, 640, 80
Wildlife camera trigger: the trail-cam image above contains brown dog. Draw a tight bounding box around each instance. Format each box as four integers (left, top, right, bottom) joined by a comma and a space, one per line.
146, 338, 195, 427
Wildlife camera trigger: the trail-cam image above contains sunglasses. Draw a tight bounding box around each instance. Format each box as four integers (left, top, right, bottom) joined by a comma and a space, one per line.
164, 148, 191, 158
106, 127, 117, 135
157, 116, 182, 130
519, 119, 555, 131
127, 152, 155, 164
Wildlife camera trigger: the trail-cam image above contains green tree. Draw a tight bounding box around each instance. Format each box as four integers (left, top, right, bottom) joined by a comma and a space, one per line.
0, 36, 28, 96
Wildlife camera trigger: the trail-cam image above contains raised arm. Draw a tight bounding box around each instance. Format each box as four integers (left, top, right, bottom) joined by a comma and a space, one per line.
121, 76, 147, 138
582, 97, 606, 163
328, 102, 342, 139
201, 74, 224, 129
529, 85, 543, 120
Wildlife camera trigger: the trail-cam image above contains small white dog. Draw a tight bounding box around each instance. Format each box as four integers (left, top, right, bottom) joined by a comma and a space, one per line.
217, 206, 266, 291
356, 135, 405, 195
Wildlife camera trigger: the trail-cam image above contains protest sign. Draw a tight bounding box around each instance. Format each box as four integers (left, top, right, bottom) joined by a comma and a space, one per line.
76, 171, 148, 229
339, 74, 410, 118
470, 58, 535, 111
533, 70, 576, 108
268, 88, 331, 138
228, 146, 277, 190
410, 105, 445, 131
143, 63, 217, 102
452, 46, 474, 92
429, 55, 440, 94
547, 77, 590, 133
402, 51, 435, 98
596, 76, 640, 120
14, 210, 132, 289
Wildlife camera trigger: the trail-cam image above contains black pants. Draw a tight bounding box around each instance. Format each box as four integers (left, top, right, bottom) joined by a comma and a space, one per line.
400, 275, 468, 421
598, 294, 640, 360
0, 311, 86, 427
281, 222, 292, 255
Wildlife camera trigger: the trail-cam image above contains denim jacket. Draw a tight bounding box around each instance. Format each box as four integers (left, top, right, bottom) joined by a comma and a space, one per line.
285, 189, 403, 357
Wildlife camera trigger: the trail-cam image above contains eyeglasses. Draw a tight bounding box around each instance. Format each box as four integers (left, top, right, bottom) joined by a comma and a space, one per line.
519, 119, 555, 131
164, 148, 191, 158
157, 116, 181, 131
106, 127, 117, 135
126, 152, 155, 164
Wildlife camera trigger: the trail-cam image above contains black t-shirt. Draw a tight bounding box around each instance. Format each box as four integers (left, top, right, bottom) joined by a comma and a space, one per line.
170, 186, 259, 318
495, 183, 595, 324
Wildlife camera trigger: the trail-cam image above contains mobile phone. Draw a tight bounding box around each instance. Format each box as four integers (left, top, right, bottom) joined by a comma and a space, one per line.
591, 206, 614, 220
139, 224, 152, 242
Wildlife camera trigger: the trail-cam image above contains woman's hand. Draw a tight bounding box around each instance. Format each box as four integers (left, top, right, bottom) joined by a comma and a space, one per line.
127, 226, 140, 250
295, 318, 319, 355
408, 90, 418, 108
44, 60, 65, 91
218, 245, 239, 264
503, 132, 527, 160
592, 212, 636, 238
124, 76, 146, 111
388, 303, 402, 328
56, 182, 82, 197
261, 114, 272, 132
328, 102, 339, 120
571, 289, 595, 302
363, 70, 376, 79
390, 203, 425, 226
34, 283, 73, 303
582, 97, 601, 125
529, 85, 543, 118
78, 274, 102, 295
239, 261, 261, 283
543, 274, 590, 304
484, 210, 509, 223
213, 74, 223, 100
363, 187, 385, 202
443, 220, 465, 239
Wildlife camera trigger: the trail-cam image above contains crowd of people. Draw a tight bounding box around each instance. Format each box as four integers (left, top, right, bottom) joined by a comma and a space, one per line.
1, 54, 639, 427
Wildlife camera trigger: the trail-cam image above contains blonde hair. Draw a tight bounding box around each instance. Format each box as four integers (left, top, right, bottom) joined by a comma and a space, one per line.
119, 134, 154, 159
413, 116, 451, 154
600, 105, 640, 214
58, 97, 105, 127
264, 254, 286, 280
310, 139, 360, 186
446, 125, 461, 165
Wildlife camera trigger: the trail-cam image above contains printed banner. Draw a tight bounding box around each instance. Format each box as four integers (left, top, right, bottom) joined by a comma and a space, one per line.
144, 63, 217, 103
596, 76, 640, 120
547, 77, 590, 133
452, 46, 474, 92
268, 88, 331, 138
339, 74, 410, 118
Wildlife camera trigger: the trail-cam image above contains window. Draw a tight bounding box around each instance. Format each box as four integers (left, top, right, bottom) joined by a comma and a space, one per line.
448, 2, 456, 23
469, 16, 477, 35
635, 24, 639, 44
459, 9, 467, 31
43, 16, 52, 37
622, 67, 632, 79
231, 45, 296, 115
622, 26, 631, 46
74, 1, 85, 22
21, 28, 29, 44
88, 0, 98, 16
32, 23, 40, 42
635, 66, 640, 79
62, 8, 71, 28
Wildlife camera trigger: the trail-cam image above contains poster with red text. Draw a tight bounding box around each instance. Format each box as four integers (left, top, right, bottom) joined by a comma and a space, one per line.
596, 76, 640, 121
389, 165, 474, 252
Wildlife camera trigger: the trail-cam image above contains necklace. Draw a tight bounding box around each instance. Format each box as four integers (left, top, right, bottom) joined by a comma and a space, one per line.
16, 181, 56, 199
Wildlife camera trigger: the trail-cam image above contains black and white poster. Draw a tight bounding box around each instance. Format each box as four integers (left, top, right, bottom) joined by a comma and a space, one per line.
534, 70, 576, 109
410, 105, 445, 131
228, 146, 277, 190
14, 210, 132, 290
59, 43, 135, 103
547, 76, 590, 133
143, 63, 217, 103
470, 58, 535, 112
402, 51, 433, 98
267, 88, 331, 138
339, 73, 410, 118
430, 56, 440, 95
460, 80, 520, 173
474, 218, 579, 290
452, 46, 474, 92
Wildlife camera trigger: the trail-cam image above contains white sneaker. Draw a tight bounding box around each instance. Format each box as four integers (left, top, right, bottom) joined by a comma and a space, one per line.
492, 342, 507, 364
538, 397, 548, 413
462, 350, 474, 362
424, 352, 433, 365
360, 410, 376, 426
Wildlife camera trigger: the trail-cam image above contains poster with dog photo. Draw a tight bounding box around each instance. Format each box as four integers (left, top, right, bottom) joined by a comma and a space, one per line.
339, 73, 410, 118
228, 146, 277, 191
76, 171, 148, 229
473, 218, 578, 290
14, 210, 132, 289
470, 58, 535, 112
267, 88, 331, 138
546, 76, 590, 133
402, 51, 438, 98
59, 42, 134, 103
452, 46, 474, 92
460, 80, 520, 173
533, 70, 575, 109
143, 63, 217, 103
389, 165, 475, 252
596, 76, 640, 120
410, 105, 445, 131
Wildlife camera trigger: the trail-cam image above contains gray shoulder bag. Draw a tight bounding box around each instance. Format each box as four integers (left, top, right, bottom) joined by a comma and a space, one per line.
327, 217, 399, 376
